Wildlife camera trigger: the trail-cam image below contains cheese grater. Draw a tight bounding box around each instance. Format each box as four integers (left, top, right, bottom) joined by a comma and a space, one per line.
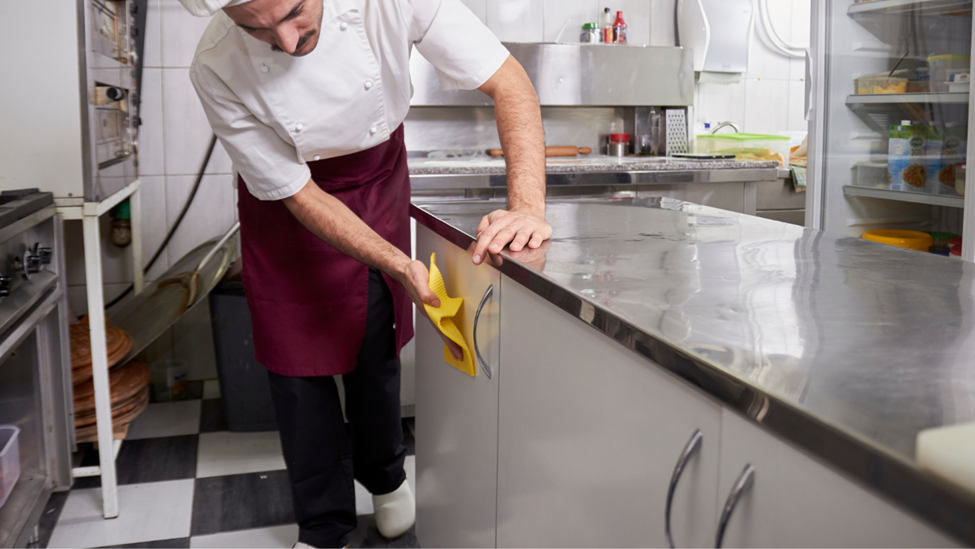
665, 109, 689, 155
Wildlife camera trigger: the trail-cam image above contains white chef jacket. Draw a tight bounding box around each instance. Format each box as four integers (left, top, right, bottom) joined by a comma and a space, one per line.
189, 0, 509, 201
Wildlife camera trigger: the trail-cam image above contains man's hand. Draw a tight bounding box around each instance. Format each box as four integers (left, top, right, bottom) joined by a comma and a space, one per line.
472, 209, 552, 265
397, 259, 464, 361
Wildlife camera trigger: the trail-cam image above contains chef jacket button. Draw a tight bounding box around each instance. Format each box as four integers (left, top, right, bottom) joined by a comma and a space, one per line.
370, 126, 378, 135
340, 22, 348, 31
295, 123, 303, 132
313, 154, 321, 161
260, 64, 269, 73
364, 81, 373, 90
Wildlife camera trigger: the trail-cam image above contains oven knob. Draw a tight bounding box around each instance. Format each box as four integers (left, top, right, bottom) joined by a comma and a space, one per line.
13, 257, 29, 281
0, 276, 11, 297
36, 246, 52, 265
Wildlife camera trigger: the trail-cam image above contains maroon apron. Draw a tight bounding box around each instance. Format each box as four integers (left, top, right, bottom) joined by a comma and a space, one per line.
237, 125, 414, 377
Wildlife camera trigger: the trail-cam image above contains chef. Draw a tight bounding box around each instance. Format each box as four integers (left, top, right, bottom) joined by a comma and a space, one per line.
178, 0, 550, 546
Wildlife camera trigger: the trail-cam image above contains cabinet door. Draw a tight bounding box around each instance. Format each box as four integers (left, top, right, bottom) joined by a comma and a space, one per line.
414, 225, 501, 548
716, 409, 962, 547
496, 279, 721, 548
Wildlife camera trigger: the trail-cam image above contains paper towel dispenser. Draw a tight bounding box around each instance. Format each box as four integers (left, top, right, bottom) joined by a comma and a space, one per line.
676, 0, 753, 74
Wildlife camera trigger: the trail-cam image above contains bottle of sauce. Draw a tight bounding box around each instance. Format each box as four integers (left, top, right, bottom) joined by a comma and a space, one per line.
613, 10, 627, 44
602, 8, 614, 44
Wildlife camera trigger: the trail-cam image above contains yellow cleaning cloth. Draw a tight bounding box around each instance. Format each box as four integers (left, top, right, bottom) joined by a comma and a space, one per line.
423, 253, 475, 376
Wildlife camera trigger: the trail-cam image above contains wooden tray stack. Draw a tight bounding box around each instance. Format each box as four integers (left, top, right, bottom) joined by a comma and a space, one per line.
70, 324, 150, 443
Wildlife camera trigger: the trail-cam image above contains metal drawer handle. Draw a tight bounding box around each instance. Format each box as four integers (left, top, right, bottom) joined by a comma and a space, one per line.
665, 429, 703, 548
473, 284, 494, 379
715, 464, 755, 548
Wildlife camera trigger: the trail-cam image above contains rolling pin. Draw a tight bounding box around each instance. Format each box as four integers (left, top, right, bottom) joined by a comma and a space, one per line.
489, 146, 593, 157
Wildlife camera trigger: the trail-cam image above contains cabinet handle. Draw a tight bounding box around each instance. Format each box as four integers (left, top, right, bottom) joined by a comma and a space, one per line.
715, 464, 755, 548
665, 429, 703, 548
473, 284, 494, 379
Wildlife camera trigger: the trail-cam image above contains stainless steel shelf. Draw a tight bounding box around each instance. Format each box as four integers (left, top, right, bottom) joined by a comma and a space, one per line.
0, 473, 49, 548
849, 0, 972, 15
846, 92, 970, 104
843, 185, 965, 207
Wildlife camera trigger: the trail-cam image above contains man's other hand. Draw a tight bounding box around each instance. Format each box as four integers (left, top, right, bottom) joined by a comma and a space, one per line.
472, 209, 552, 265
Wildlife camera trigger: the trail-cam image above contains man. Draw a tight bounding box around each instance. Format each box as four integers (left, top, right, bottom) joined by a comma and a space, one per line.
178, 0, 551, 546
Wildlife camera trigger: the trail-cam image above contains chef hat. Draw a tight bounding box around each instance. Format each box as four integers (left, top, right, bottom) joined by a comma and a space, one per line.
178, 0, 255, 17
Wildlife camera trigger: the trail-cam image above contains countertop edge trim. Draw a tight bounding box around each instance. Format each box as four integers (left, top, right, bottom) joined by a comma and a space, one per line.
409, 203, 975, 544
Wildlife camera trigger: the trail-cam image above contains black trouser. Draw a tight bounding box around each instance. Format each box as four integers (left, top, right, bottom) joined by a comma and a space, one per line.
267, 268, 407, 548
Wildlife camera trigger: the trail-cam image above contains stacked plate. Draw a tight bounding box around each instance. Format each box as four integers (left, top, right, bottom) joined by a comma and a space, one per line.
69, 324, 150, 443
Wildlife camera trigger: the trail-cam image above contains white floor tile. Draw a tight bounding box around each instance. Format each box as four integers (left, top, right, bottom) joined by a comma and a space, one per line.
196, 431, 286, 478
203, 379, 221, 400
353, 455, 415, 516
126, 399, 201, 440
49, 480, 194, 548
190, 524, 298, 548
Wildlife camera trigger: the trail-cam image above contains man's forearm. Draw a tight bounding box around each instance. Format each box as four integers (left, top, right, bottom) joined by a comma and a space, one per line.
283, 179, 411, 280
480, 56, 546, 217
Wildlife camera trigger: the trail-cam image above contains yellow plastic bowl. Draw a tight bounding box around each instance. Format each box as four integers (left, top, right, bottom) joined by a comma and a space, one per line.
862, 230, 933, 252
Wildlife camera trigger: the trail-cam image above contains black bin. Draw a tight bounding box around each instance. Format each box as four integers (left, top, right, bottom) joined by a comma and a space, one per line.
209, 281, 277, 431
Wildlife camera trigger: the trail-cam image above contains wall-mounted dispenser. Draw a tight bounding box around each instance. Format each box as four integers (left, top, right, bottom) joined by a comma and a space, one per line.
676, 0, 753, 81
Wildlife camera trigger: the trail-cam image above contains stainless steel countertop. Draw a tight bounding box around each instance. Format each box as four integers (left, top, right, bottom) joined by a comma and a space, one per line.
408, 156, 780, 190
410, 196, 975, 543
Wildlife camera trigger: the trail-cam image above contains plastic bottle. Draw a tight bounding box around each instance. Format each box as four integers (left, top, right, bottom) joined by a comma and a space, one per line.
602, 8, 614, 44
613, 10, 627, 44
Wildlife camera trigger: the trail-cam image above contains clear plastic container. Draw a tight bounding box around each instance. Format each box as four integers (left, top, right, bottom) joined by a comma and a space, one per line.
0, 426, 20, 511
855, 160, 889, 187
855, 74, 908, 94
694, 133, 792, 166
928, 54, 971, 92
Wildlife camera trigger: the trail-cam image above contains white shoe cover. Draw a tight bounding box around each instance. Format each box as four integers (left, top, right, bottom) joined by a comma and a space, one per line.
372, 479, 415, 539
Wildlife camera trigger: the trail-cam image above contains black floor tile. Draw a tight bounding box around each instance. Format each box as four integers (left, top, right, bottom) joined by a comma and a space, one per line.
402, 419, 415, 457
199, 399, 228, 433
349, 515, 419, 548
184, 380, 205, 400
31, 491, 68, 548
96, 538, 191, 548
191, 470, 295, 536
73, 435, 199, 489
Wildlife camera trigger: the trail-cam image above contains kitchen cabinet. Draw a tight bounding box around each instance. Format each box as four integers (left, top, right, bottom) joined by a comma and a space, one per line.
715, 409, 961, 548
495, 280, 721, 548
414, 225, 501, 549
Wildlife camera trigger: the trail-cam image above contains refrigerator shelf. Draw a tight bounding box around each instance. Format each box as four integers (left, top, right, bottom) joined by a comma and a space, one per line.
849, 0, 972, 16
846, 92, 970, 104
843, 185, 965, 207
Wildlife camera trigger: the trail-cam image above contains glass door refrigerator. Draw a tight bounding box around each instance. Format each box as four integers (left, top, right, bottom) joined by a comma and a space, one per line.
807, 0, 975, 260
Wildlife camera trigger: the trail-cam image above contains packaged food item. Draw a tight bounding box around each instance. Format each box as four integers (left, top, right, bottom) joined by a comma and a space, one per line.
612, 10, 627, 44
602, 8, 614, 44
581, 23, 601, 43
927, 232, 959, 256
856, 75, 907, 94
925, 125, 944, 193
958, 164, 967, 196
938, 122, 967, 194
927, 54, 971, 92
950, 236, 963, 259
888, 121, 930, 192
694, 133, 791, 166
948, 72, 970, 92
855, 160, 889, 188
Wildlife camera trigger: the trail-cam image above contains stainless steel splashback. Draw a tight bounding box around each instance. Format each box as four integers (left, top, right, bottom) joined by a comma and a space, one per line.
410, 43, 694, 107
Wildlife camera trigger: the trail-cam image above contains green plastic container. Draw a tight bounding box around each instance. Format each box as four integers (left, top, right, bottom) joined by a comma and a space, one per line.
694, 133, 792, 166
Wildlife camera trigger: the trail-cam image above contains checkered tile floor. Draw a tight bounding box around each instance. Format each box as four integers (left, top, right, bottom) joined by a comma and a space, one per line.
34, 380, 418, 548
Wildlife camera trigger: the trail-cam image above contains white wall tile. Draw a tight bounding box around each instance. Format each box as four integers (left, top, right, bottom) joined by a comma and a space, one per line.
165, 174, 236, 263
162, 68, 233, 176
67, 283, 132, 319
788, 79, 807, 132
746, 0, 792, 80
138, 68, 166, 176
613, 0, 651, 47
543, 0, 598, 43
160, 0, 214, 68
649, 0, 676, 46
138, 176, 170, 280
743, 78, 790, 134
486, 0, 545, 42
789, 0, 811, 81
461, 0, 487, 23
695, 80, 747, 130
143, 0, 163, 68
64, 217, 133, 286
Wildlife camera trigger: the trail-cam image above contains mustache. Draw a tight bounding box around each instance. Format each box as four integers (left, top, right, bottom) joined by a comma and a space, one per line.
272, 29, 316, 54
